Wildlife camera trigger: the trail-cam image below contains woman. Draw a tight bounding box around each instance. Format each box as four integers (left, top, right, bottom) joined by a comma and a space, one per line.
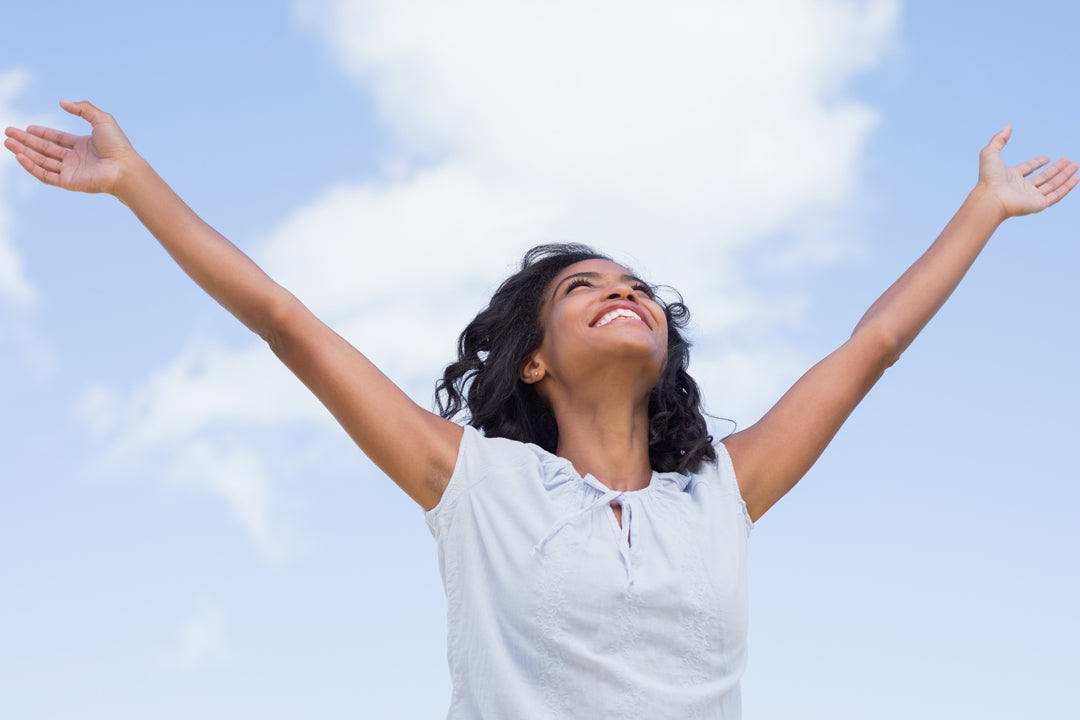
5, 101, 1076, 718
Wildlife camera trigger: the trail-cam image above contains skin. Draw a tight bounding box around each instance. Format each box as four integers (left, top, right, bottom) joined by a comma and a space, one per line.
4, 102, 1078, 524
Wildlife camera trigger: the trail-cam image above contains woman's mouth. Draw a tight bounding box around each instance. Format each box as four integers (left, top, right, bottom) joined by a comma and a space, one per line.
593, 307, 645, 328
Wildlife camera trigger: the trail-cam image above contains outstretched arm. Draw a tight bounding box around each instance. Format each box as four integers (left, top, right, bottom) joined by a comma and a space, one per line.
723, 126, 1078, 522
4, 101, 462, 509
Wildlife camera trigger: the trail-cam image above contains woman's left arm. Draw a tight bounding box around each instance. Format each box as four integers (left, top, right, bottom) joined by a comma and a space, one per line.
723, 126, 1078, 523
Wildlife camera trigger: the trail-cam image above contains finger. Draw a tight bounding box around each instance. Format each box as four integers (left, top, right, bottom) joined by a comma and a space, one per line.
2, 135, 24, 157
1037, 159, 1079, 196
60, 99, 114, 127
10, 126, 69, 161
9, 140, 64, 175
1015, 156, 1049, 178
983, 124, 1012, 154
25, 124, 80, 150
1032, 158, 1074, 189
1041, 173, 1079, 208
13, 150, 61, 187
2, 134, 39, 160
3, 127, 23, 150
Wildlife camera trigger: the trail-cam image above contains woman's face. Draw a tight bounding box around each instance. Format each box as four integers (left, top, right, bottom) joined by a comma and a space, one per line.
526, 259, 669, 392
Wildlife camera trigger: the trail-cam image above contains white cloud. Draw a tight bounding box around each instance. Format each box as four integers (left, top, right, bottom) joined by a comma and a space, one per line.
77, 335, 314, 564
282, 0, 898, 411
165, 439, 301, 566
0, 68, 56, 385
691, 342, 812, 430
89, 0, 899, 554
85, 335, 328, 453
294, 0, 893, 257
0, 67, 36, 308
176, 598, 228, 668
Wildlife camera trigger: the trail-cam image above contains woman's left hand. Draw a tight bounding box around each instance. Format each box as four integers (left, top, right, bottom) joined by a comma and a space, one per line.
977, 125, 1079, 219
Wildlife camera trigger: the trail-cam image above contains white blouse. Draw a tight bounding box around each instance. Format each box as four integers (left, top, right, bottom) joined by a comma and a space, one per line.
426, 425, 753, 719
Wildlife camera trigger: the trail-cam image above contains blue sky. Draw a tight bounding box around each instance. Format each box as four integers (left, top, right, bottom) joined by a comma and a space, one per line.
2, 1, 1078, 718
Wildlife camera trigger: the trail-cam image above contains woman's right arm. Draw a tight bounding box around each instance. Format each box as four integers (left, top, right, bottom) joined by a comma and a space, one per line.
4, 100, 462, 509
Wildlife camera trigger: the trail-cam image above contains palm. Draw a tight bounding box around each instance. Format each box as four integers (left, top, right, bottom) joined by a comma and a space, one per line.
978, 126, 1079, 218
56, 128, 126, 193
3, 100, 134, 194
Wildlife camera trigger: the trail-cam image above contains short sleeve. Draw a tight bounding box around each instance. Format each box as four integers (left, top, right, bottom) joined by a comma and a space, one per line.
714, 440, 754, 535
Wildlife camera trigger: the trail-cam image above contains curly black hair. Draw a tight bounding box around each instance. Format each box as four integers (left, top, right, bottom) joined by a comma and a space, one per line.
435, 243, 716, 475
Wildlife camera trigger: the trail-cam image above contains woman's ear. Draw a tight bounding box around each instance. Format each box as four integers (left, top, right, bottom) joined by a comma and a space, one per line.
520, 356, 545, 384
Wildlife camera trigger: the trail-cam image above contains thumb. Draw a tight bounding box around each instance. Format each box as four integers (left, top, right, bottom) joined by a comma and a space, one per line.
59, 99, 115, 127
983, 124, 1012, 155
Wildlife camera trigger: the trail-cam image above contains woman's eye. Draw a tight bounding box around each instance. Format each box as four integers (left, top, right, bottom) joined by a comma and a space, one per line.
634, 284, 655, 298
566, 278, 593, 293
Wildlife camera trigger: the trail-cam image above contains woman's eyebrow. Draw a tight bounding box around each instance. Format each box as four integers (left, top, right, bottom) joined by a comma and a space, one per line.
551, 271, 647, 300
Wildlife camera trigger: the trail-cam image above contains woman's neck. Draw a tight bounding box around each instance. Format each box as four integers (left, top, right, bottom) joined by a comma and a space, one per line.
551, 391, 653, 492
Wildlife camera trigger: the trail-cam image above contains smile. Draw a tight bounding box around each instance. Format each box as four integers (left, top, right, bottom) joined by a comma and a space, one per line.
593, 307, 645, 328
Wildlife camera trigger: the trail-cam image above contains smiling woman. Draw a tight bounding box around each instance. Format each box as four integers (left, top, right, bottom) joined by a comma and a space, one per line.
435, 245, 716, 479
4, 101, 1077, 719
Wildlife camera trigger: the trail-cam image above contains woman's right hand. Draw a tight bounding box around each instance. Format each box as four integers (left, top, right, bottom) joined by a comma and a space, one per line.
4, 100, 138, 195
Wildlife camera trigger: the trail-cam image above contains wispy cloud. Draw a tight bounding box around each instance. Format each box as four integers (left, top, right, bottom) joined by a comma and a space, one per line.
176, 598, 229, 668
77, 336, 313, 564
0, 67, 36, 308
82, 0, 899, 556
0, 68, 57, 385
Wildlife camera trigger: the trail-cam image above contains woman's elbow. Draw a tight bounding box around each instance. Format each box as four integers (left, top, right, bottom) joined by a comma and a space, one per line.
258, 287, 305, 354
851, 323, 907, 371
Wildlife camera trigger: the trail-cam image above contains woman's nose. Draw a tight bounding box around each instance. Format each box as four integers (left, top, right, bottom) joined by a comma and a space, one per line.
606, 283, 638, 301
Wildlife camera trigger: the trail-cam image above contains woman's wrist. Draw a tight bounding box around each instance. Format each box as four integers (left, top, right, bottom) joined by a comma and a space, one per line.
966, 181, 1010, 228
113, 154, 156, 206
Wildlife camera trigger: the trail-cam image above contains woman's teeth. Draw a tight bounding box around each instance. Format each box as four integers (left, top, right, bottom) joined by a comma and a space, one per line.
595, 308, 642, 327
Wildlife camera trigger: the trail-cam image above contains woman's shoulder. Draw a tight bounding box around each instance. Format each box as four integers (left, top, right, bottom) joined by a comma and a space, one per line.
684, 439, 753, 532
427, 426, 568, 521
458, 424, 555, 468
